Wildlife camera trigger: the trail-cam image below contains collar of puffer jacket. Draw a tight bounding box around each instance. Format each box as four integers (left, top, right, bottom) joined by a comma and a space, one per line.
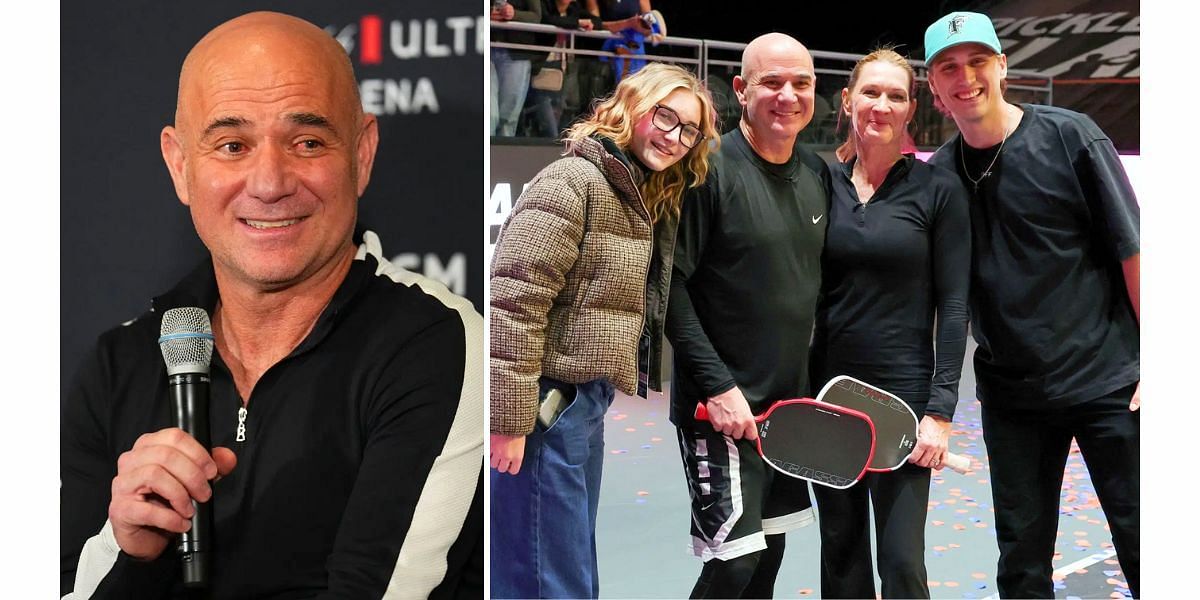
567, 136, 645, 207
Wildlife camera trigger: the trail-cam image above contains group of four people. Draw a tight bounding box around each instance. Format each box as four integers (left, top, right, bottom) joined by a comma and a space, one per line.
489, 10, 1140, 599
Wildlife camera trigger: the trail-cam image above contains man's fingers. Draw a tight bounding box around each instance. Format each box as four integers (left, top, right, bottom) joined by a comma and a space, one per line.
212, 447, 238, 478
742, 420, 759, 441
131, 428, 218, 479
112, 495, 191, 534
114, 464, 202, 516
118, 445, 214, 501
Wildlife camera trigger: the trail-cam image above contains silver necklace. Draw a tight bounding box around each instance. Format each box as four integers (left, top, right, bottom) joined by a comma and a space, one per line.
960, 125, 1011, 192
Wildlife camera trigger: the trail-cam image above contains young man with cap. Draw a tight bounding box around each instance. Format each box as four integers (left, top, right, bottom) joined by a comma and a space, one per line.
923, 11, 1140, 598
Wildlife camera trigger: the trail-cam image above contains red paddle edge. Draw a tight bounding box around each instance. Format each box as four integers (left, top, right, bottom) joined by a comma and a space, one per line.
694, 398, 878, 486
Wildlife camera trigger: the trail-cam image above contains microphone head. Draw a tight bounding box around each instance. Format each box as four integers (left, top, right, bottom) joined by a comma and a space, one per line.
159, 307, 215, 376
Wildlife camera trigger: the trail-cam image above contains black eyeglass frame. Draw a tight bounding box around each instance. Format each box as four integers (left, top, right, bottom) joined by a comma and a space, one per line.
651, 104, 704, 149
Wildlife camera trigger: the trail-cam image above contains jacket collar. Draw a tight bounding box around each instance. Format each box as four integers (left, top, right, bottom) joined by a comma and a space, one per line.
568, 136, 646, 206
151, 234, 380, 360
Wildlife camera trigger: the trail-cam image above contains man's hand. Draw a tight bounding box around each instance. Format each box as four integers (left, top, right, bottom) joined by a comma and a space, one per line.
491, 433, 526, 475
577, 18, 595, 31
706, 387, 758, 441
1130, 381, 1141, 411
499, 3, 515, 20
909, 415, 951, 470
108, 428, 237, 560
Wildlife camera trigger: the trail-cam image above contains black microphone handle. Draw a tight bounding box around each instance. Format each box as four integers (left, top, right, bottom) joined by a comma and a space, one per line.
168, 372, 212, 588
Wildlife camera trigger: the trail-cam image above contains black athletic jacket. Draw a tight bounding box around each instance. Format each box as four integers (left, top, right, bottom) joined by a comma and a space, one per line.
61, 232, 484, 599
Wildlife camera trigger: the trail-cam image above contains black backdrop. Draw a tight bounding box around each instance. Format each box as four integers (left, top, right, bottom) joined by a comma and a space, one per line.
61, 0, 483, 396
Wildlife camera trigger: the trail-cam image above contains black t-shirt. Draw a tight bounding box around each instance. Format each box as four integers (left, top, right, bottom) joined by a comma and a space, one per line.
929, 104, 1140, 409
666, 127, 831, 425
811, 156, 971, 420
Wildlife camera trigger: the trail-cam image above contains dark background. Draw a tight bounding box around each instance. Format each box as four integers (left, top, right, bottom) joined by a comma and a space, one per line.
635, 0, 1139, 150
61, 0, 484, 396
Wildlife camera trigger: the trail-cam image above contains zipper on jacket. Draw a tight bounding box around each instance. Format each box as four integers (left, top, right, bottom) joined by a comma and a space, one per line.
611, 155, 656, 396
236, 405, 248, 442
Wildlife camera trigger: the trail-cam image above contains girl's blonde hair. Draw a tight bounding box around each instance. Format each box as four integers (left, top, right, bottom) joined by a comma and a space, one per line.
564, 63, 720, 223
836, 47, 918, 162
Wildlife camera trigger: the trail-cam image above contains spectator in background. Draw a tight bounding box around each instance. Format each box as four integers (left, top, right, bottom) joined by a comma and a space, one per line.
525, 0, 654, 138
491, 0, 542, 137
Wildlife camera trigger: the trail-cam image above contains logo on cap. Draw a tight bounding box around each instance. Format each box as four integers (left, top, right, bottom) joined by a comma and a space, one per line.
949, 15, 967, 35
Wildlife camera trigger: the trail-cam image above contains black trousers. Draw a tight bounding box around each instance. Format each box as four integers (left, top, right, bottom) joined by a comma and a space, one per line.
982, 382, 1140, 598
813, 463, 932, 599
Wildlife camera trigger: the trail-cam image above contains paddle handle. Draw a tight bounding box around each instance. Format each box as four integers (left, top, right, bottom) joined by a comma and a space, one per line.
942, 451, 971, 474
694, 403, 709, 421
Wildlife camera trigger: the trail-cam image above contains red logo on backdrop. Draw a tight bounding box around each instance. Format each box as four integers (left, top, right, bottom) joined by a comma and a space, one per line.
359, 15, 383, 65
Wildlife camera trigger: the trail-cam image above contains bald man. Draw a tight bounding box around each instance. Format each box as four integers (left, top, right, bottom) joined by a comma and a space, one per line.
666, 33, 830, 598
60, 12, 483, 598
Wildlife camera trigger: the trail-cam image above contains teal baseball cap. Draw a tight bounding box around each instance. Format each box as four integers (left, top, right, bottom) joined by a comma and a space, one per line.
924, 11, 1002, 64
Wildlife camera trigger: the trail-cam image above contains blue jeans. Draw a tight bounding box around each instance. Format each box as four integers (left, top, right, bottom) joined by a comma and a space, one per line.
491, 378, 616, 599
490, 48, 531, 137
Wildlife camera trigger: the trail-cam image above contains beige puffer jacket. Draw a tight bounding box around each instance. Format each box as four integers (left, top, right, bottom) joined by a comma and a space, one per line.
490, 136, 674, 435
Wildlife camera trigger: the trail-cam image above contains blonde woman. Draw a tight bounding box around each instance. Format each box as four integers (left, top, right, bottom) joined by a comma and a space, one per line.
810, 48, 970, 598
489, 62, 719, 599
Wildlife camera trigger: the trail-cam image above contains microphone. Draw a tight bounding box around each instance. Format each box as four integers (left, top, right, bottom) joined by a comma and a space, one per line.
158, 307, 215, 587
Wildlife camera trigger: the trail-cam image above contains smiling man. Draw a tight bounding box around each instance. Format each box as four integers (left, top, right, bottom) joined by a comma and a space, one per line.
60, 12, 483, 599
924, 11, 1140, 599
665, 32, 831, 598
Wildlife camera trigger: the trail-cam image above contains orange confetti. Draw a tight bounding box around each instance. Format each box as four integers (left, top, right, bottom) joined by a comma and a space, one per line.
953, 524, 966, 530
949, 543, 961, 549
928, 581, 941, 588
1107, 578, 1126, 587
956, 509, 969, 514
931, 520, 944, 526
650, 437, 663, 442
1104, 559, 1119, 565
637, 490, 650, 496
624, 427, 637, 432
971, 572, 987, 580
944, 581, 959, 588
798, 589, 813, 596
1075, 569, 1088, 575
643, 422, 655, 426
1074, 531, 1088, 536
1110, 593, 1125, 599
975, 523, 988, 528
933, 546, 947, 552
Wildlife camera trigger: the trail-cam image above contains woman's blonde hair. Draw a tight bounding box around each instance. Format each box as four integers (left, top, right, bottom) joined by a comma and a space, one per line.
835, 47, 918, 162
564, 63, 720, 223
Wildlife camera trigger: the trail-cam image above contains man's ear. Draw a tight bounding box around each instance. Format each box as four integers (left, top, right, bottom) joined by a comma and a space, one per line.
733, 74, 748, 108
161, 126, 190, 206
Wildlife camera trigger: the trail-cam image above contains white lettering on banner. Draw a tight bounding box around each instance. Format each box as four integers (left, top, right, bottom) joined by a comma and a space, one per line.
985, 11, 1139, 76
331, 24, 357, 54
327, 16, 482, 60
993, 12, 1140, 39
488, 182, 534, 246
445, 17, 475, 56
392, 253, 469, 296
389, 17, 480, 59
360, 78, 440, 115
